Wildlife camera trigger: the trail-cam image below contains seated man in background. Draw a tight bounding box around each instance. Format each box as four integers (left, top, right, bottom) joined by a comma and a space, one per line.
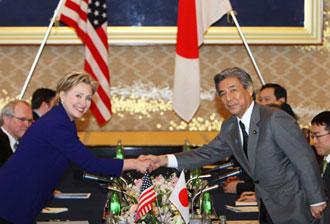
311, 111, 330, 224
0, 100, 33, 166
258, 83, 286, 105
258, 83, 297, 119
31, 88, 56, 120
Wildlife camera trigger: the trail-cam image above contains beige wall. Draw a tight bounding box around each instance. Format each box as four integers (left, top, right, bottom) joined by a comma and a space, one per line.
0, 3, 329, 134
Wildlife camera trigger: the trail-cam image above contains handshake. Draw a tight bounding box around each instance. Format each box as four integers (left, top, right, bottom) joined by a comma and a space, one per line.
123, 154, 169, 173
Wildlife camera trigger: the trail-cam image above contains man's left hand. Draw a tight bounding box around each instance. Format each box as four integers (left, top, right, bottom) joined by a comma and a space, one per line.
310, 202, 327, 219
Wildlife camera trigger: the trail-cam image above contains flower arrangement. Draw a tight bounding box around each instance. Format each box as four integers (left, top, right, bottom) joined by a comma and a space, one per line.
115, 173, 185, 224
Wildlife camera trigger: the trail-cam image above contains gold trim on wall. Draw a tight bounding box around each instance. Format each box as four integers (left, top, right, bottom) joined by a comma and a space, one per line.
78, 131, 218, 146
0, 0, 322, 45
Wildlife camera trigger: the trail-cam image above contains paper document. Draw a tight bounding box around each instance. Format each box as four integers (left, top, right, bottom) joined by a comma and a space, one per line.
235, 200, 258, 206
226, 205, 259, 213
54, 193, 91, 199
41, 207, 68, 213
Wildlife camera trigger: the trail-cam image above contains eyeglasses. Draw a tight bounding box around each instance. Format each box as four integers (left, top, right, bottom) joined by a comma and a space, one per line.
11, 115, 33, 123
310, 132, 330, 140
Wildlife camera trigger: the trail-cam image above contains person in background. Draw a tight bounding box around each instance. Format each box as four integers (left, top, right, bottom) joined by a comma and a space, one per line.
222, 156, 254, 195
258, 83, 286, 106
141, 67, 326, 224
0, 100, 33, 167
0, 71, 152, 224
31, 88, 56, 120
258, 83, 297, 120
311, 111, 330, 224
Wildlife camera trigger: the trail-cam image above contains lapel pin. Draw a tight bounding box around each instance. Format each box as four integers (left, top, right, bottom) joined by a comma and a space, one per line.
253, 130, 257, 134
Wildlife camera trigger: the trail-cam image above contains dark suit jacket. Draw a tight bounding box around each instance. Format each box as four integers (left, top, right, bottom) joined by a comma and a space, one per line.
32, 111, 40, 120
0, 128, 13, 167
0, 104, 124, 223
176, 103, 326, 224
321, 161, 330, 224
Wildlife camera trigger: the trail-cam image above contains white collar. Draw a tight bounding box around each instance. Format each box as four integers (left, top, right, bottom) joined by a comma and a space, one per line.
237, 101, 254, 134
1, 126, 18, 152
33, 110, 41, 117
324, 154, 330, 163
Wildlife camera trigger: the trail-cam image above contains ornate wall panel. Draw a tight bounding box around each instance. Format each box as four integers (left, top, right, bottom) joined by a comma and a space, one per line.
0, 43, 329, 131
0, 1, 330, 131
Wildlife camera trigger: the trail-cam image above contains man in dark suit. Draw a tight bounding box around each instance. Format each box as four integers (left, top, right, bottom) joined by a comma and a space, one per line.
0, 100, 33, 166
142, 67, 327, 224
258, 83, 297, 119
31, 88, 56, 120
311, 111, 330, 224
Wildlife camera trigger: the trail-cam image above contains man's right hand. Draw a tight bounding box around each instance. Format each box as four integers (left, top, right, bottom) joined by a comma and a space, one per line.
138, 154, 168, 171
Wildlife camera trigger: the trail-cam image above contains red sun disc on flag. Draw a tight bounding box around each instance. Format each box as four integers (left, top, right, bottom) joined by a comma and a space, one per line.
178, 188, 189, 207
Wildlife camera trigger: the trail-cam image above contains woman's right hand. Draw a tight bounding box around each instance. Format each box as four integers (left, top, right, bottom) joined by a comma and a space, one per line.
123, 158, 153, 173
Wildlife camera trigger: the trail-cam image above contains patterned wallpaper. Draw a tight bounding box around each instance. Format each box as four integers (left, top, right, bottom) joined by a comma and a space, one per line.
0, 43, 329, 131
0, 1, 330, 131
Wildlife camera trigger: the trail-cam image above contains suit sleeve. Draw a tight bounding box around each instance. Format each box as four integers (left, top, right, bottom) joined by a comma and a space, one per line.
176, 122, 233, 171
45, 120, 123, 177
271, 111, 327, 205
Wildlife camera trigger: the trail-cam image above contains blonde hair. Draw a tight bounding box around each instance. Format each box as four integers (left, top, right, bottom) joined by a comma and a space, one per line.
56, 71, 98, 96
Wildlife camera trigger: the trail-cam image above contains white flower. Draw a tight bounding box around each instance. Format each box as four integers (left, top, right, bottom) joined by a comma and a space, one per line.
116, 173, 185, 223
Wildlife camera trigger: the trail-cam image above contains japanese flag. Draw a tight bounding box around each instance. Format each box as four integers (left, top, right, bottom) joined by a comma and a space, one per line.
169, 171, 190, 223
173, 0, 232, 121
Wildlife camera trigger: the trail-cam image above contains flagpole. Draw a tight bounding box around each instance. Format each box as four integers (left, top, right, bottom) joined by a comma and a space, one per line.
230, 10, 266, 85
18, 0, 66, 99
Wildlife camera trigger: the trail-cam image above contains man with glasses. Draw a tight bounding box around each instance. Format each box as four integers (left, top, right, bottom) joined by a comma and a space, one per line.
0, 100, 33, 166
311, 111, 330, 224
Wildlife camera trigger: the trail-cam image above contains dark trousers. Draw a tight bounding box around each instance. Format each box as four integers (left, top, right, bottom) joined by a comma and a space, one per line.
0, 217, 12, 224
259, 200, 274, 224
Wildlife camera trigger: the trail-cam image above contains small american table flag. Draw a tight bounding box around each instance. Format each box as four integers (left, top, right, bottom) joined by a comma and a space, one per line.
135, 172, 157, 222
59, 0, 112, 125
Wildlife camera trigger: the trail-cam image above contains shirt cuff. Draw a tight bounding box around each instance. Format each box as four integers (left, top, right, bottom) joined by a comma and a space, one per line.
166, 154, 178, 168
310, 201, 326, 207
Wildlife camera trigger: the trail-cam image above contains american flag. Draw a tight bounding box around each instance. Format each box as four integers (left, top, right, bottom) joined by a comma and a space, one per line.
59, 0, 112, 125
135, 173, 157, 222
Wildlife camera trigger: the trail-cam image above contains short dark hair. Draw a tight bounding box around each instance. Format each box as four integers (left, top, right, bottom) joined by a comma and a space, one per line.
260, 83, 287, 102
311, 111, 330, 132
31, 88, 56, 110
214, 67, 253, 95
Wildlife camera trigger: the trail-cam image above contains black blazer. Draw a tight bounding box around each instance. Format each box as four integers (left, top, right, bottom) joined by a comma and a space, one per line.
321, 161, 330, 224
0, 128, 13, 167
33, 111, 40, 120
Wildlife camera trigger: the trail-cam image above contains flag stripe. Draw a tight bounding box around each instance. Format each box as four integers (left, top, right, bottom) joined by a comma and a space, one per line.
85, 61, 112, 115
135, 173, 157, 222
60, 0, 112, 125
176, 0, 198, 59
